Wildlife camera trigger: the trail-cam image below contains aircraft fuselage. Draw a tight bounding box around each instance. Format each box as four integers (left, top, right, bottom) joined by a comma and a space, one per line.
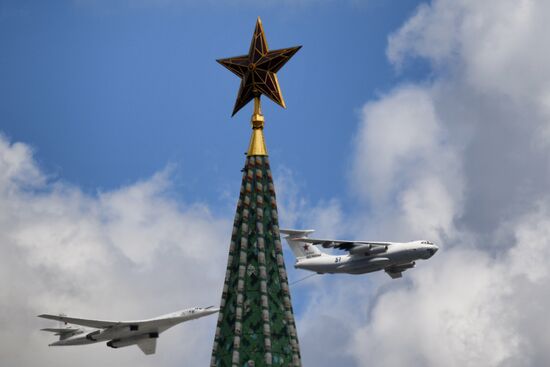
48, 308, 217, 347
295, 241, 438, 274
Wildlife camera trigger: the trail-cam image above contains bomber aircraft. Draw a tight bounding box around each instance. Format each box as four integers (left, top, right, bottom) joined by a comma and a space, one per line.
39, 306, 218, 355
281, 229, 438, 279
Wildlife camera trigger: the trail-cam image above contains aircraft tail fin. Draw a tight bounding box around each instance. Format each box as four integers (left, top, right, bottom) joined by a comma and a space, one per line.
280, 229, 325, 259
39, 313, 82, 341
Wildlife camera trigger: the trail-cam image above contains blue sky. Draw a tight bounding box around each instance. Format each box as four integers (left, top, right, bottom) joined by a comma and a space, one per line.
0, 0, 424, 208
3, 1, 550, 366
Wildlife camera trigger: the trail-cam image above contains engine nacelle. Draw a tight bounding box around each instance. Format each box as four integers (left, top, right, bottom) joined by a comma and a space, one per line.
107, 333, 157, 349
349, 245, 388, 256
86, 330, 100, 341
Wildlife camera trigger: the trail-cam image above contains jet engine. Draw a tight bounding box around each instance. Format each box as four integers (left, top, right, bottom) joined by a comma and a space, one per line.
107, 333, 158, 349
349, 245, 388, 256
85, 330, 100, 341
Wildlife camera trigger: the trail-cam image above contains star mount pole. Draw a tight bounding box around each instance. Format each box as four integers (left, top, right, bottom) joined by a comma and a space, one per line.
216, 17, 301, 156
211, 17, 302, 367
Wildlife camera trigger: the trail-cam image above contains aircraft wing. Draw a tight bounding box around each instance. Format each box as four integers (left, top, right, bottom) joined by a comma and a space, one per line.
39, 313, 179, 330
296, 237, 391, 251
41, 327, 80, 334
137, 338, 157, 355
38, 314, 125, 329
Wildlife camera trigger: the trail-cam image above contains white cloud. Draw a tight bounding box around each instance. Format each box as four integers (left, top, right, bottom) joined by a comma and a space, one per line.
352, 249, 518, 367
0, 134, 230, 366
508, 201, 550, 282
372, 0, 550, 243
351, 85, 463, 242
295, 1, 550, 366
353, 86, 442, 202
350, 201, 550, 367
276, 166, 346, 239
388, 0, 550, 138
5, 1, 550, 366
0, 132, 354, 367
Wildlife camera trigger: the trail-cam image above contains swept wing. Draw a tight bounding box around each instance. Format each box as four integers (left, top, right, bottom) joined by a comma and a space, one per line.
41, 327, 81, 334
37, 314, 162, 330
295, 237, 391, 254
38, 314, 126, 329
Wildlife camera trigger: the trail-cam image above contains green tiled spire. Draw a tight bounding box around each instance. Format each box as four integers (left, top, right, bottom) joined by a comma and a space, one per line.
211, 155, 301, 367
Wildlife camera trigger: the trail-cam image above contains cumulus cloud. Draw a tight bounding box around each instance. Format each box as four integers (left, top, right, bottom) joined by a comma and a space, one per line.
0, 131, 349, 367
350, 201, 550, 367
276, 166, 345, 239
385, 0, 550, 242
294, 1, 550, 367
4, 1, 550, 366
0, 134, 230, 366
352, 85, 463, 242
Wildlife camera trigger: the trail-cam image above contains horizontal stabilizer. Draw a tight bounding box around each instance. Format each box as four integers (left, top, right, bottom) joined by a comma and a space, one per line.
41, 327, 82, 341
280, 229, 315, 238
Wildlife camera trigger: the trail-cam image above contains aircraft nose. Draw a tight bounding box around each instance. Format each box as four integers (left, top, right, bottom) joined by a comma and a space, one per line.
204, 307, 220, 315
428, 244, 439, 257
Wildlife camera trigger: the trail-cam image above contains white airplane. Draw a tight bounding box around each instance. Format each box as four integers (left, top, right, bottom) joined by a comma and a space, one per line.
281, 229, 438, 279
38, 306, 219, 355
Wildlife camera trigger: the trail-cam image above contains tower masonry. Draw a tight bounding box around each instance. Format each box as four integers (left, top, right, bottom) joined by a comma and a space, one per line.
211, 18, 302, 367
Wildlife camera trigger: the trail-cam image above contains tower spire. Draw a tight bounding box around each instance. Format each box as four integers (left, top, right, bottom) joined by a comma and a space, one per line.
212, 18, 302, 366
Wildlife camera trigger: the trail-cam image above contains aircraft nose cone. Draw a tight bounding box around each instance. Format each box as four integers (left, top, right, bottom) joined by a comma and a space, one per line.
428, 245, 439, 257
205, 307, 220, 315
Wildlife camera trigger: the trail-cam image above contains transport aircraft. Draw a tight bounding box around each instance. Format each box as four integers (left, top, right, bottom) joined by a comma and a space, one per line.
39, 306, 218, 355
281, 229, 438, 279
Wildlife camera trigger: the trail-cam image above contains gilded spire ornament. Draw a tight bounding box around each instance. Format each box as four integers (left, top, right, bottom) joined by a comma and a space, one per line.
217, 17, 301, 156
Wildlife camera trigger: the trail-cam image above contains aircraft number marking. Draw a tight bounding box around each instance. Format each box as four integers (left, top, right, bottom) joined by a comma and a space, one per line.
335, 257, 342, 263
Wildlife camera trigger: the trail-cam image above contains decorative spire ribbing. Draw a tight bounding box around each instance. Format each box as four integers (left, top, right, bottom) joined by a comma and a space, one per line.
211, 17, 302, 366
